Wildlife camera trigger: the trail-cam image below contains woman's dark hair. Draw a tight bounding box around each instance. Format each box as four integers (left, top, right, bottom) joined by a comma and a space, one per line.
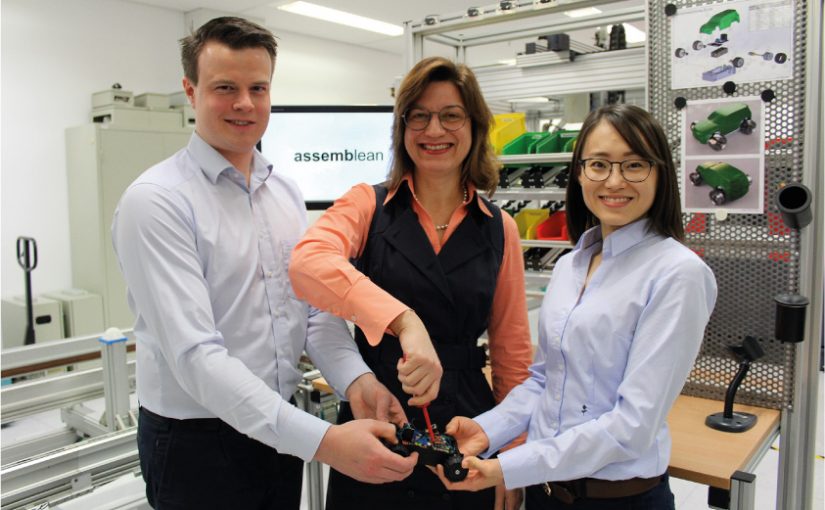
566, 104, 684, 242
387, 57, 499, 195
180, 17, 278, 84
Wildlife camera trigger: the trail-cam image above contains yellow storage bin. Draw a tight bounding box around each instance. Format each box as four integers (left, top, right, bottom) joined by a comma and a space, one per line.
514, 208, 549, 240
489, 113, 526, 154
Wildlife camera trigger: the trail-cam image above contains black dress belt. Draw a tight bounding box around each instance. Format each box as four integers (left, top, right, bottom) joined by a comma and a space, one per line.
139, 406, 222, 431
542, 475, 665, 503
139, 396, 299, 432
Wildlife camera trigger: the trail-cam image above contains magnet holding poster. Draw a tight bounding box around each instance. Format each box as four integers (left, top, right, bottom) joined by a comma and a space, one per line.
670, 0, 793, 89
681, 97, 765, 214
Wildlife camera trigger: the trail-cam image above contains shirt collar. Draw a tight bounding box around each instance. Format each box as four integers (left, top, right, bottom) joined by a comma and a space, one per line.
187, 132, 273, 187
385, 174, 493, 217
576, 218, 658, 258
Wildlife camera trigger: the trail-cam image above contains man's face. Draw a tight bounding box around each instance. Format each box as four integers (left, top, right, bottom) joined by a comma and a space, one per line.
183, 41, 272, 170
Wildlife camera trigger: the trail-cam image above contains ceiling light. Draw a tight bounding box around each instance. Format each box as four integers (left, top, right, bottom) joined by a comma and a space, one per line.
498, 58, 517, 66
563, 7, 602, 18
507, 97, 551, 103
622, 23, 646, 43
275, 1, 404, 37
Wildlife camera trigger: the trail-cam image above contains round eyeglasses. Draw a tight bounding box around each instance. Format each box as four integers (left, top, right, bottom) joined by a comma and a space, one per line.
402, 106, 468, 132
579, 158, 655, 183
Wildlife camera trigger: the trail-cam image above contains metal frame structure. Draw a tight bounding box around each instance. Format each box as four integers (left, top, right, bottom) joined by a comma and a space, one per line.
647, 0, 822, 507
403, 0, 644, 68
404, 1, 646, 113
1, 332, 140, 509
776, 1, 823, 507
0, 332, 334, 510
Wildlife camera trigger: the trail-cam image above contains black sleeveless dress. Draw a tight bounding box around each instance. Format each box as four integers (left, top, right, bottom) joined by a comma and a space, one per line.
325, 182, 504, 510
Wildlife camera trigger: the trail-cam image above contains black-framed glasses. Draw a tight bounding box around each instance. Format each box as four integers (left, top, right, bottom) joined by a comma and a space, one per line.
579, 158, 655, 183
402, 106, 468, 132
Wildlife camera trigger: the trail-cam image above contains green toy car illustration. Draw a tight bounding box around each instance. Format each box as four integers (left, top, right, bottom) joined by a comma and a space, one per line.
700, 9, 740, 35
689, 162, 751, 205
690, 102, 756, 151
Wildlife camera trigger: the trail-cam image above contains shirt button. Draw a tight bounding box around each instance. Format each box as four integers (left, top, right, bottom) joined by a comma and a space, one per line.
266, 271, 273, 278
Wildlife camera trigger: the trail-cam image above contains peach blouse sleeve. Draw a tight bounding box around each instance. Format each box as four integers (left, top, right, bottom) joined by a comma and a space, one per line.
488, 212, 533, 403
289, 183, 409, 346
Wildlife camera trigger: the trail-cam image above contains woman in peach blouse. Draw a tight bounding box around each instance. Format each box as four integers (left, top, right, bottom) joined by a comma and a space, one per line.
289, 56, 532, 510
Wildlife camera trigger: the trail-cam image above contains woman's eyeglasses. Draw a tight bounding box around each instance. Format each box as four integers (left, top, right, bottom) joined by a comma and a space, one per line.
579, 159, 655, 183
402, 106, 468, 132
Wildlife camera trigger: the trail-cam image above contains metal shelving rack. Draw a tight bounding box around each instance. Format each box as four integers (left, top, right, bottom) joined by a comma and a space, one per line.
404, 1, 644, 300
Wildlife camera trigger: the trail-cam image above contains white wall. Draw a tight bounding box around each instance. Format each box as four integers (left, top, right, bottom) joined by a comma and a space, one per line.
0, 0, 403, 300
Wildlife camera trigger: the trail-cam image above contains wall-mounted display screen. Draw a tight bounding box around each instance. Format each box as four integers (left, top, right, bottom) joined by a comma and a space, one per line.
260, 105, 394, 209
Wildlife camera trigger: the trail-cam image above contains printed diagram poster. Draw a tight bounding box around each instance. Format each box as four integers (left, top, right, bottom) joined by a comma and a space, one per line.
670, 0, 793, 89
681, 97, 765, 214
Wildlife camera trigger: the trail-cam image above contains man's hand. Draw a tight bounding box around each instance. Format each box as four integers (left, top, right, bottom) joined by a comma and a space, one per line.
390, 310, 442, 407
432, 456, 503, 492
346, 373, 407, 426
314, 419, 417, 484
444, 416, 490, 457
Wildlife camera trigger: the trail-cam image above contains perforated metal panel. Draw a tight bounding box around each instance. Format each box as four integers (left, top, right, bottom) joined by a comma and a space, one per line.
648, 0, 807, 409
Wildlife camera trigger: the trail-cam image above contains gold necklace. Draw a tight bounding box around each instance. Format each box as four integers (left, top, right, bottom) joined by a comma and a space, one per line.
434, 186, 469, 231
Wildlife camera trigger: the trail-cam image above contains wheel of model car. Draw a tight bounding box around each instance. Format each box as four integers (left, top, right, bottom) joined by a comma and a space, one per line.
739, 118, 756, 135
444, 455, 469, 482
675, 48, 687, 58
388, 442, 410, 457
761, 52, 774, 61
774, 52, 788, 64
689, 172, 703, 186
708, 133, 727, 151
731, 57, 745, 68
399, 426, 415, 442
692, 40, 705, 51
709, 189, 727, 205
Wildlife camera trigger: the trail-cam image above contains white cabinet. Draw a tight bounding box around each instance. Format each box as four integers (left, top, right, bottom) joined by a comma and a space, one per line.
65, 124, 192, 329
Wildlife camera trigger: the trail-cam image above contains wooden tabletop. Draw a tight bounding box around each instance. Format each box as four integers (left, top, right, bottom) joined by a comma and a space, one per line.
310, 379, 780, 490
311, 378, 333, 394
667, 394, 780, 489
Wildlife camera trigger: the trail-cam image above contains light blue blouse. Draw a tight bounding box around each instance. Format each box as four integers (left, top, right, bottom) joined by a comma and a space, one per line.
476, 219, 717, 488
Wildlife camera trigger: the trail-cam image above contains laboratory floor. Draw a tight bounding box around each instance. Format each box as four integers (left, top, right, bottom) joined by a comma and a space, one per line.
2, 375, 822, 509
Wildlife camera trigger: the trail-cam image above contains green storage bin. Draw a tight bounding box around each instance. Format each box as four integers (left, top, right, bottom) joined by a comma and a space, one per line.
502, 132, 551, 155
533, 129, 579, 154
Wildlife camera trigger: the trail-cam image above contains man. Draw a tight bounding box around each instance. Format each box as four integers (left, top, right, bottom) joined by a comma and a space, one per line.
112, 17, 428, 509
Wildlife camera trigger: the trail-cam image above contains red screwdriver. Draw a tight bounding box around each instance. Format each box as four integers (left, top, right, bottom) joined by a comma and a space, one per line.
421, 404, 436, 444
402, 353, 437, 443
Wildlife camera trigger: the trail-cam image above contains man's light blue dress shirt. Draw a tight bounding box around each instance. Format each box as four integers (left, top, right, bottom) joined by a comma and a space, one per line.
112, 133, 369, 462
475, 219, 717, 488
